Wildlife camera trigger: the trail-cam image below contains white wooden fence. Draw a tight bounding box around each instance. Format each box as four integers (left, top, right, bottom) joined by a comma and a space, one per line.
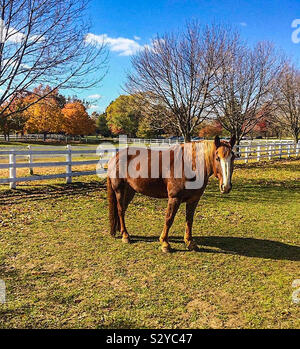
236, 141, 300, 162
0, 134, 182, 145
0, 134, 86, 142
1, 133, 295, 145
0, 141, 299, 189
0, 146, 111, 189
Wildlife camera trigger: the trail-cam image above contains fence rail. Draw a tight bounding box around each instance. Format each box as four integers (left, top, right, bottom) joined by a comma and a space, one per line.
0, 145, 114, 189
0, 133, 296, 145
0, 141, 299, 189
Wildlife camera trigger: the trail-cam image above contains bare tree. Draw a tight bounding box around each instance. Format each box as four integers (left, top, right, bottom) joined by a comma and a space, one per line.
0, 0, 107, 119
272, 64, 300, 143
126, 23, 229, 142
211, 40, 283, 144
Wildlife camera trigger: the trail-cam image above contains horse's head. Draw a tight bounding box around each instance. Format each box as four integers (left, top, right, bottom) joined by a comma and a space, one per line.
213, 135, 236, 194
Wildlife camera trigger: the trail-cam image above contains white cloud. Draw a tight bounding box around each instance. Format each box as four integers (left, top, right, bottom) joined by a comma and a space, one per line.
85, 33, 167, 57
2, 58, 31, 71
29, 34, 45, 43
134, 36, 141, 41
239, 22, 247, 27
88, 104, 100, 110
0, 20, 25, 43
21, 63, 31, 70
8, 28, 25, 43
0, 20, 46, 44
85, 33, 143, 56
88, 94, 102, 99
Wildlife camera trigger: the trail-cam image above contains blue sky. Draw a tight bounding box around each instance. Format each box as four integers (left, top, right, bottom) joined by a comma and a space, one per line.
78, 0, 300, 113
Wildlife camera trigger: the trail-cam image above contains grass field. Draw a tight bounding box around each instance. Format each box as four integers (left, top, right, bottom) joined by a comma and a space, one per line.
0, 159, 299, 329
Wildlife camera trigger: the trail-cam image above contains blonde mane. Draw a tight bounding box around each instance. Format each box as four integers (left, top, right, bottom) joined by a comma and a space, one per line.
177, 140, 215, 176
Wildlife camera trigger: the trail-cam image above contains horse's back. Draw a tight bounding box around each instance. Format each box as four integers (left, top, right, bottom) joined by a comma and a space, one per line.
107, 145, 208, 200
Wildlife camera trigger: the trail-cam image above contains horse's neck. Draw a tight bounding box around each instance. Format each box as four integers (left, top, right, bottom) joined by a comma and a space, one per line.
180, 141, 215, 178
205, 142, 216, 178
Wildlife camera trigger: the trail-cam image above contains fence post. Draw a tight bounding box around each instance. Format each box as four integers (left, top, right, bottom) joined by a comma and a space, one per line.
66, 145, 72, 184
9, 153, 17, 190
297, 141, 300, 157
279, 143, 282, 159
287, 144, 291, 158
268, 145, 272, 161
257, 145, 261, 162
28, 145, 34, 175
245, 146, 248, 164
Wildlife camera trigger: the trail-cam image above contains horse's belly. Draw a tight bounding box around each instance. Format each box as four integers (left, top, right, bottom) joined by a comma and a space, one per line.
127, 178, 168, 199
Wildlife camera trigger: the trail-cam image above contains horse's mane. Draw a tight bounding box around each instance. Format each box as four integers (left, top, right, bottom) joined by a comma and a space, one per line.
171, 140, 215, 175
203, 141, 215, 175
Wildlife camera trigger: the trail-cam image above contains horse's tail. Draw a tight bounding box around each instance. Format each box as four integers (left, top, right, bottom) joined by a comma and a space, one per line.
107, 176, 120, 236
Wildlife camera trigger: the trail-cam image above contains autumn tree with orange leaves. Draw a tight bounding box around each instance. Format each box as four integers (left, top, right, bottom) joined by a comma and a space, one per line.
24, 86, 64, 141
1, 86, 97, 140
62, 102, 96, 136
199, 121, 224, 138
0, 91, 31, 140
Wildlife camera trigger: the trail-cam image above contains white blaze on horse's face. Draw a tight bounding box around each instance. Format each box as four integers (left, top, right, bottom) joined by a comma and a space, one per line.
215, 144, 235, 195
214, 136, 236, 194
220, 154, 233, 194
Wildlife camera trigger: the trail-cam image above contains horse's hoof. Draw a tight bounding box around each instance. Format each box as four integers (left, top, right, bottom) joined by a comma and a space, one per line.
161, 245, 172, 254
186, 241, 199, 252
122, 237, 131, 244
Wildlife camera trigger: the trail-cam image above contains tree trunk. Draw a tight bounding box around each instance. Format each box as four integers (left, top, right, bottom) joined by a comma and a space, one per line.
43, 132, 47, 142
184, 134, 192, 143
235, 135, 242, 157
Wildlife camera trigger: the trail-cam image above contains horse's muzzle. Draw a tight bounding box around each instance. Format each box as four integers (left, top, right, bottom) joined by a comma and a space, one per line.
220, 184, 232, 195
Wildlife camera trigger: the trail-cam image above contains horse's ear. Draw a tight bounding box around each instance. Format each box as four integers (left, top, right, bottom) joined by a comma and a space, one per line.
230, 135, 236, 148
214, 136, 221, 149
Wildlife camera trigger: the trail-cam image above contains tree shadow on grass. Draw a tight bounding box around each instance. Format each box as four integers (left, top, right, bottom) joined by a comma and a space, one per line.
195, 236, 300, 261
130, 235, 300, 261
1, 178, 298, 206
0, 181, 106, 205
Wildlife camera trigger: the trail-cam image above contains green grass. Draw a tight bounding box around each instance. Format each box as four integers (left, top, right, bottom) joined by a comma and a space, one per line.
0, 159, 299, 329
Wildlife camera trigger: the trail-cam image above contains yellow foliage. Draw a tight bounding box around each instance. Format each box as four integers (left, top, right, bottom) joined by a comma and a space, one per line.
24, 89, 64, 134
62, 102, 96, 136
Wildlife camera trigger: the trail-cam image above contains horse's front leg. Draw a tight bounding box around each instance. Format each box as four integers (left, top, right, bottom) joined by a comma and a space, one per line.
160, 198, 181, 253
185, 200, 200, 251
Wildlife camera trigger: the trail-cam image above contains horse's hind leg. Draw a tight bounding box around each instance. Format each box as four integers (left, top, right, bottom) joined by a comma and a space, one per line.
185, 200, 199, 251
116, 184, 135, 244
160, 198, 181, 253
123, 185, 135, 212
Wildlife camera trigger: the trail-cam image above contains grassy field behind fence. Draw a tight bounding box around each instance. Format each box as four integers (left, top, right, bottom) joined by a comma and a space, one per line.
0, 159, 299, 329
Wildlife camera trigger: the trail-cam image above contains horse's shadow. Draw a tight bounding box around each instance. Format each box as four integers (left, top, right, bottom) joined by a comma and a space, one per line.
130, 235, 300, 261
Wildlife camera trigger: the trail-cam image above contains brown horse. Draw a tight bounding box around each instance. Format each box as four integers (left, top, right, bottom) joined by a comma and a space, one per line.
107, 135, 236, 253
